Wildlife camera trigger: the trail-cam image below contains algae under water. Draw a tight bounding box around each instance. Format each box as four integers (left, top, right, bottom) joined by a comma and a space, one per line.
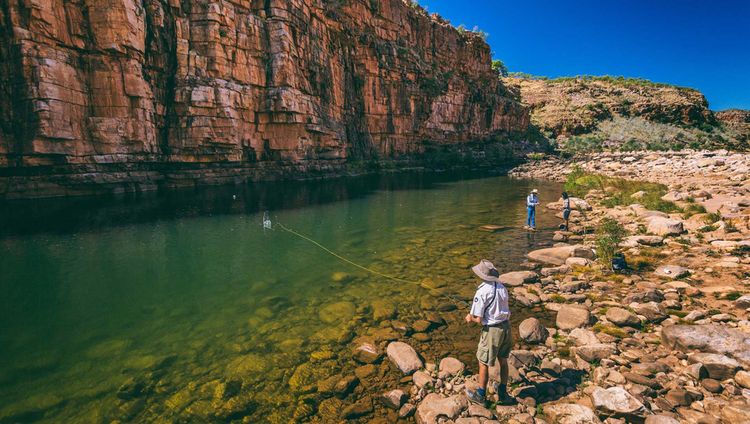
0, 173, 562, 423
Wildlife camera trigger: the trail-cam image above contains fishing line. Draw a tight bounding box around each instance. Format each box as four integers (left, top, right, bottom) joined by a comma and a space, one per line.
269, 218, 471, 308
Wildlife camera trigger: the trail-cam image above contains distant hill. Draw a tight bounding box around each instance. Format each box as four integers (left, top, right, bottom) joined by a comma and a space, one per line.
503, 75, 749, 152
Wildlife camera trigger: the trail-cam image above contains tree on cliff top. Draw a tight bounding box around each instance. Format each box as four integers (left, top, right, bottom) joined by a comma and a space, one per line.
492, 60, 509, 77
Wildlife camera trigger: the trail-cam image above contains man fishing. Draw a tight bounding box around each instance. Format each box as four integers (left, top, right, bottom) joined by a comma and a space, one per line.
464, 260, 516, 405
525, 189, 540, 230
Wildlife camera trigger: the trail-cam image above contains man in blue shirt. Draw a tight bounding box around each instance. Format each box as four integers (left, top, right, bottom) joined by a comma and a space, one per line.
526, 189, 539, 230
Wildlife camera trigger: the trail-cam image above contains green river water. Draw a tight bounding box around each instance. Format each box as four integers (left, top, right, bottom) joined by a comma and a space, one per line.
0, 173, 561, 423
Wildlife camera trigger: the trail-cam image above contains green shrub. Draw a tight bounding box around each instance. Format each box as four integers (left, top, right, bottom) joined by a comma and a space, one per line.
564, 168, 678, 212
596, 218, 626, 271
593, 323, 628, 339
682, 203, 706, 219
724, 291, 742, 301
704, 213, 722, 224
527, 152, 546, 160
492, 59, 509, 77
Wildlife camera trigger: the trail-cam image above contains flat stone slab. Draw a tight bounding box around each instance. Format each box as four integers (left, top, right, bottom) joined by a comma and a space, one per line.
499, 270, 539, 287
661, 324, 750, 369
527, 244, 595, 266
478, 225, 507, 232
698, 285, 738, 295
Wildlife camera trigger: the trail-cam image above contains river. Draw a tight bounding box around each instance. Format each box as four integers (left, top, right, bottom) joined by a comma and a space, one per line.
0, 172, 562, 423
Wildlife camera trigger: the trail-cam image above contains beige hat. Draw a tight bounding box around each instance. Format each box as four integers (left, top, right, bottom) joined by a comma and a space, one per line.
531, 189, 539, 194
472, 259, 500, 282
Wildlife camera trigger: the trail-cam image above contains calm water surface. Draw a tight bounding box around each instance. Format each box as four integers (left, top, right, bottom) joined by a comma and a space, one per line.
0, 173, 562, 423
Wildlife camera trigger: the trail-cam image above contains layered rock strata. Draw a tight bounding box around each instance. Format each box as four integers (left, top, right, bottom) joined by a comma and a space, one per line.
0, 0, 528, 198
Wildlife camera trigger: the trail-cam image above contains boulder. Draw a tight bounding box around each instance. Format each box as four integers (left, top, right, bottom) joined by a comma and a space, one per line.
654, 265, 689, 279
721, 405, 750, 422
606, 307, 640, 327
662, 324, 750, 369
688, 353, 740, 380
412, 371, 434, 388
542, 403, 602, 424
499, 271, 539, 287
556, 305, 591, 330
621, 235, 664, 247
507, 349, 540, 369
591, 386, 646, 418
646, 216, 684, 236
574, 344, 618, 362
569, 328, 600, 346
735, 295, 750, 309
631, 302, 667, 323
566, 257, 592, 267
518, 318, 549, 344
415, 393, 468, 424
438, 357, 465, 379
467, 404, 493, 419
645, 415, 680, 424
665, 388, 702, 407
631, 205, 668, 218
624, 289, 664, 304
527, 245, 595, 266
380, 389, 407, 410
735, 370, 750, 389
399, 403, 416, 418
386, 342, 422, 375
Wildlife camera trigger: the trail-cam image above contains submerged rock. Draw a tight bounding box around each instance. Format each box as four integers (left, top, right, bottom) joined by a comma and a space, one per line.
380, 389, 407, 410
352, 342, 382, 364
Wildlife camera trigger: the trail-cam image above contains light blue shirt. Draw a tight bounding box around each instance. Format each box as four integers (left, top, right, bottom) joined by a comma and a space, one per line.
470, 281, 511, 325
527, 194, 539, 208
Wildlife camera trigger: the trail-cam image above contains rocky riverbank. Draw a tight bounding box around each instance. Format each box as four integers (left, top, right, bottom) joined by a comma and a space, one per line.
364, 151, 750, 423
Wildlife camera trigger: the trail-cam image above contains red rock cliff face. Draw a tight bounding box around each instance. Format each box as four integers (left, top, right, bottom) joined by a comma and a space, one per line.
0, 0, 527, 178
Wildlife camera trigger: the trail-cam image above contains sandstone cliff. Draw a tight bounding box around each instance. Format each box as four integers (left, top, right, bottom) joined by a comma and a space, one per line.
504, 76, 747, 152
0, 0, 529, 197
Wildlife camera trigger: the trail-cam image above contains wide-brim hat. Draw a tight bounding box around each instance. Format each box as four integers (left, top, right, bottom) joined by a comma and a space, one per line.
531, 189, 539, 194
472, 259, 500, 282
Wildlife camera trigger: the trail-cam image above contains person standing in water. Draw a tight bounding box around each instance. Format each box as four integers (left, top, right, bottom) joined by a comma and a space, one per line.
526, 189, 539, 230
464, 260, 516, 405
562, 191, 571, 231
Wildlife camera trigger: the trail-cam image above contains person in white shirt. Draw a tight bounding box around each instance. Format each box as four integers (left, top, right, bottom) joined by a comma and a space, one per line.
526, 189, 540, 230
464, 259, 515, 405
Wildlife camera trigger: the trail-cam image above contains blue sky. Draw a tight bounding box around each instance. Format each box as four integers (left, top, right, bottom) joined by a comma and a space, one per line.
417, 0, 750, 110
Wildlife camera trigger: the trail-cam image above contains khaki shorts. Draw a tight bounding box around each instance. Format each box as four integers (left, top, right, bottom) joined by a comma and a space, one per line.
476, 320, 512, 366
